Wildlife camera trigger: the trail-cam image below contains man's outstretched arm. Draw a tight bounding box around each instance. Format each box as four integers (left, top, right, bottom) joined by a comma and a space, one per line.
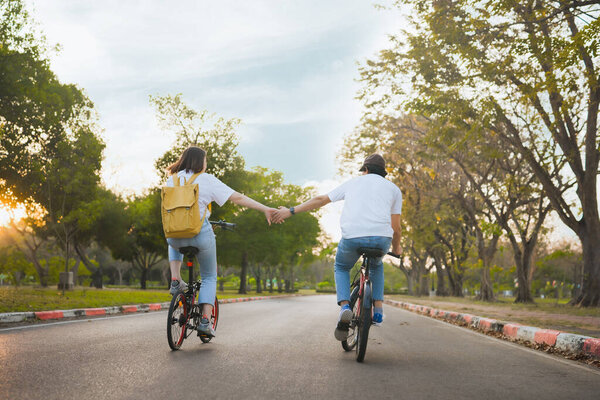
272, 194, 331, 223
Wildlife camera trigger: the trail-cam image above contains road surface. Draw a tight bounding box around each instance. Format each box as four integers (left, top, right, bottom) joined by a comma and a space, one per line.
1, 295, 599, 399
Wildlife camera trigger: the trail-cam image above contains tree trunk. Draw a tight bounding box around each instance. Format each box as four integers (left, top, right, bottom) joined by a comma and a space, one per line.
572, 223, 600, 307
433, 256, 448, 296
238, 251, 248, 294
436, 269, 448, 296
478, 265, 494, 301
475, 231, 498, 302
70, 258, 80, 286
140, 267, 147, 290
419, 275, 429, 296
514, 245, 535, 303
74, 244, 103, 289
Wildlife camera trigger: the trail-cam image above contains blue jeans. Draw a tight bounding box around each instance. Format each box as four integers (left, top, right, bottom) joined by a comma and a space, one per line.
334, 236, 392, 304
167, 221, 217, 305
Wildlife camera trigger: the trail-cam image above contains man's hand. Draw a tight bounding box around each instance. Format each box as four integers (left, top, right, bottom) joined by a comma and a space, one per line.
391, 244, 402, 255
272, 206, 292, 224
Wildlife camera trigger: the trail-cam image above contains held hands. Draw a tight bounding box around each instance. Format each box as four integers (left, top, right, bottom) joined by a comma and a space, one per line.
264, 208, 278, 225
271, 206, 292, 224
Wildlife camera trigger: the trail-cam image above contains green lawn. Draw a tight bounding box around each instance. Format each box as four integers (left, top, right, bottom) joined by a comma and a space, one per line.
0, 286, 315, 313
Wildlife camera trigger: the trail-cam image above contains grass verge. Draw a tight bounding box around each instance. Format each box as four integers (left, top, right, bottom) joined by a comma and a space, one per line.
0, 286, 315, 313
387, 294, 600, 337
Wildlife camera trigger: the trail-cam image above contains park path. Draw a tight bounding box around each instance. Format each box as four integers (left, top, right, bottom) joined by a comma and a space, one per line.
1, 295, 599, 400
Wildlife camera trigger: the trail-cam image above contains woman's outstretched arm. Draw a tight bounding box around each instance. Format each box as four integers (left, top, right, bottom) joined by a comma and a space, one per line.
228, 192, 276, 225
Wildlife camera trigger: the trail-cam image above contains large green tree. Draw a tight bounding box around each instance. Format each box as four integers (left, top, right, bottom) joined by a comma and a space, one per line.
357, 1, 600, 306
0, 0, 92, 204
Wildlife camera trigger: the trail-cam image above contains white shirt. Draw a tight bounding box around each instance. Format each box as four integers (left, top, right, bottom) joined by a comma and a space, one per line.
328, 174, 402, 239
165, 170, 235, 218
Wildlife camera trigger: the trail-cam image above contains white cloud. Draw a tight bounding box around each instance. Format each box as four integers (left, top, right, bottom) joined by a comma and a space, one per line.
27, 0, 404, 194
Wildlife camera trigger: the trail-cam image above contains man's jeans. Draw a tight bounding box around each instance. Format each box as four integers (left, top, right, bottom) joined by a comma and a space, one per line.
334, 236, 392, 304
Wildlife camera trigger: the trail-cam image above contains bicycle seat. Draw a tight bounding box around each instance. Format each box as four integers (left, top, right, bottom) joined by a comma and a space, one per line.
357, 247, 385, 258
178, 246, 199, 258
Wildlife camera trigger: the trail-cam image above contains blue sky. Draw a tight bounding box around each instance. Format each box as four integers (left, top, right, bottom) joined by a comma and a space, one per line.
27, 0, 406, 240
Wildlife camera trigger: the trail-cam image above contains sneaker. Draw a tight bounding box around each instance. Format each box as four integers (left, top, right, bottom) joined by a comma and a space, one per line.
373, 312, 383, 326
197, 317, 215, 337
169, 280, 188, 295
334, 306, 353, 341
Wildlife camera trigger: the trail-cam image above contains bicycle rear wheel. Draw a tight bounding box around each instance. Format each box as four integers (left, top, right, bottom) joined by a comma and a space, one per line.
200, 296, 219, 343
342, 285, 359, 351
167, 292, 188, 350
356, 283, 372, 362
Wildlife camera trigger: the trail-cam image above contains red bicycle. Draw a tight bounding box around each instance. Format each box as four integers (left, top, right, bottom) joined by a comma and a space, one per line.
342, 249, 400, 362
166, 220, 235, 350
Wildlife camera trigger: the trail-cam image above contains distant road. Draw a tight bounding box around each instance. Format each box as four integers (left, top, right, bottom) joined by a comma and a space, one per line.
1, 295, 599, 399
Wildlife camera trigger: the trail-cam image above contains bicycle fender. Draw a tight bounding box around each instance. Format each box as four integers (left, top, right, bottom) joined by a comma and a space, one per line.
363, 282, 372, 310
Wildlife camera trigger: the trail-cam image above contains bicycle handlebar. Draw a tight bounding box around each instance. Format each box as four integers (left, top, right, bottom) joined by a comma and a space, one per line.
209, 220, 236, 231
387, 251, 400, 259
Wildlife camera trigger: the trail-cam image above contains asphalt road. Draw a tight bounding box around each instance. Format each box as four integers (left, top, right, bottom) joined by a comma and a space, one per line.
1, 295, 599, 400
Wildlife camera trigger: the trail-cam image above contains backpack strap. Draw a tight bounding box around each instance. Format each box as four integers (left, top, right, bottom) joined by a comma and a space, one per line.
172, 171, 203, 186
186, 172, 202, 185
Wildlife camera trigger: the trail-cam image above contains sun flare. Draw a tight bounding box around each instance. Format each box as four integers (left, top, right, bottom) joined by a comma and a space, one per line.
0, 203, 27, 227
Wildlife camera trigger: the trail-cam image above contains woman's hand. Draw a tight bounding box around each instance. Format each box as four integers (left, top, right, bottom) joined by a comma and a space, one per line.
264, 208, 278, 225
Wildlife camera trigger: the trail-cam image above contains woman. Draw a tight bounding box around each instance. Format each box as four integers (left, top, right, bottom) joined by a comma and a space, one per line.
165, 146, 275, 337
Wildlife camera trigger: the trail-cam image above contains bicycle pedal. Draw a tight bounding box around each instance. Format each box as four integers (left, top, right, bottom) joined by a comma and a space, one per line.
336, 321, 350, 330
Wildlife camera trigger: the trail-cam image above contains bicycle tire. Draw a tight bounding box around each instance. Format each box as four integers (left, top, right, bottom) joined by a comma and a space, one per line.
167, 292, 188, 350
356, 282, 372, 362
342, 285, 359, 351
200, 296, 219, 343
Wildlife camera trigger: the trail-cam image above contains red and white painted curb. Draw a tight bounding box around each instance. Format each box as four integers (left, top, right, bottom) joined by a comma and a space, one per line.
0, 295, 289, 325
384, 299, 600, 361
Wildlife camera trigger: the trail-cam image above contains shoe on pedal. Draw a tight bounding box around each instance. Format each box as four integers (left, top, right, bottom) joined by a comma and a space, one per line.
169, 280, 188, 295
334, 305, 352, 341
197, 317, 215, 337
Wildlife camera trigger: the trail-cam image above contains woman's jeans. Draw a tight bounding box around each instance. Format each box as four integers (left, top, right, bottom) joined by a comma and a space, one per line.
167, 221, 217, 305
334, 236, 392, 304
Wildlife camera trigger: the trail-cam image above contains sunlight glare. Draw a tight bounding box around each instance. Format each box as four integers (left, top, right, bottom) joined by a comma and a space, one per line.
0, 203, 27, 227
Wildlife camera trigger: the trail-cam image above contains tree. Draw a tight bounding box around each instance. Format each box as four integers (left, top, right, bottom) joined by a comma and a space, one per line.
216, 168, 321, 294
150, 93, 244, 187
127, 190, 167, 289
371, 0, 600, 306
0, 0, 92, 204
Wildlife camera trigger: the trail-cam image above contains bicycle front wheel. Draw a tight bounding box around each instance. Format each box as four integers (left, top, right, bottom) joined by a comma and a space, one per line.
200, 296, 219, 343
356, 283, 372, 362
167, 293, 188, 350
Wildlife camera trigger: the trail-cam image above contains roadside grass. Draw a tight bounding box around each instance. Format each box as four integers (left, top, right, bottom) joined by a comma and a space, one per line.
0, 286, 315, 313
388, 294, 600, 337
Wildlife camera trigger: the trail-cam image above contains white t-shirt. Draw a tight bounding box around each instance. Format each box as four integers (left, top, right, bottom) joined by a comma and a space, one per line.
165, 170, 235, 218
328, 174, 402, 239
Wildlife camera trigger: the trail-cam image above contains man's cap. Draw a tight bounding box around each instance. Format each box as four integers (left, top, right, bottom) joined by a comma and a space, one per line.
359, 154, 386, 172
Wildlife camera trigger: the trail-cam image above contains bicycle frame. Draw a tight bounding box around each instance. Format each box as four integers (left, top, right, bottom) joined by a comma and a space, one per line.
355, 255, 372, 315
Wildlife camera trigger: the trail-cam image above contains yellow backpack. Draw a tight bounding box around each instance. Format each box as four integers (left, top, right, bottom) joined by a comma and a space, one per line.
161, 172, 210, 238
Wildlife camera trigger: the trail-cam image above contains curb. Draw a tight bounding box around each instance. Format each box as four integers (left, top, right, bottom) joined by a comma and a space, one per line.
384, 299, 600, 361
0, 295, 294, 325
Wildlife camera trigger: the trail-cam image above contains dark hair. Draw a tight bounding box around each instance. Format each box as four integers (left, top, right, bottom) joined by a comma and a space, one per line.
364, 164, 387, 177
168, 146, 206, 175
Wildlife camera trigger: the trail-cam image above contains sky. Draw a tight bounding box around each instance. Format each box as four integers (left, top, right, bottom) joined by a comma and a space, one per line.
26, 0, 406, 241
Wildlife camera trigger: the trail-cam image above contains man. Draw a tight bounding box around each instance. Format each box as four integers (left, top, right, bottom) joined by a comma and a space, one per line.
272, 154, 402, 340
